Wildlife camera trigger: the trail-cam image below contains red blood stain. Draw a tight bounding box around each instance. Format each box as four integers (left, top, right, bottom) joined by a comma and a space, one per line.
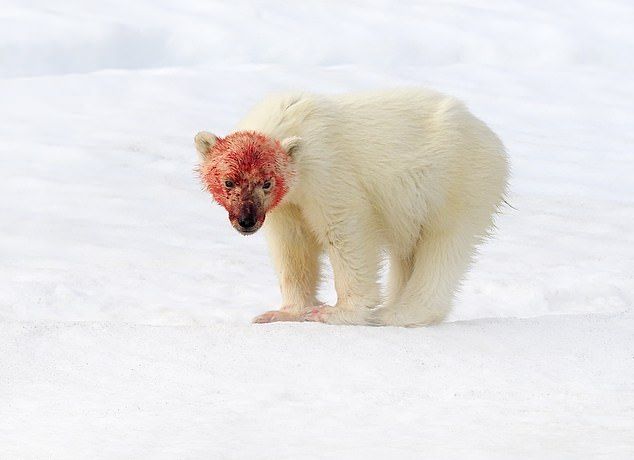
199, 131, 293, 218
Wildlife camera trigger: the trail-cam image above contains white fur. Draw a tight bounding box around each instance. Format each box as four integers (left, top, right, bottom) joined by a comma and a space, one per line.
194, 131, 218, 160
237, 89, 509, 326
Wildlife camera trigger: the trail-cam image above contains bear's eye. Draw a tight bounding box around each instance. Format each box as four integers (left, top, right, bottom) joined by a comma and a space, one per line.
262, 181, 272, 190
224, 180, 235, 189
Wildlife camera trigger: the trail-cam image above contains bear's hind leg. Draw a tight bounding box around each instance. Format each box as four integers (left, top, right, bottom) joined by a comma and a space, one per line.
376, 224, 483, 327
385, 252, 414, 309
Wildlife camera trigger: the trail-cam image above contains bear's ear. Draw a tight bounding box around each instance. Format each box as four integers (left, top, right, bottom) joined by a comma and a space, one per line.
281, 136, 302, 157
194, 131, 219, 160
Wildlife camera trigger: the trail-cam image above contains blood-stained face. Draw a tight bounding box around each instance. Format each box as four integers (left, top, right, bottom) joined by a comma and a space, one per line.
195, 130, 299, 235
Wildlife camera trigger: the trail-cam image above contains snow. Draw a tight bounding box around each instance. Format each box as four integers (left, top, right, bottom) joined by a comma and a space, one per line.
1, 0, 633, 458
3, 314, 633, 458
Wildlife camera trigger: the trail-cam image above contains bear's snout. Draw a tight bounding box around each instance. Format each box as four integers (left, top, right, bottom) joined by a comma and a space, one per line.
238, 214, 256, 230
233, 203, 263, 235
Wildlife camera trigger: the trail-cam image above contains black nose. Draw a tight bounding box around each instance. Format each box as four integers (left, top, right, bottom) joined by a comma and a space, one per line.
238, 215, 256, 229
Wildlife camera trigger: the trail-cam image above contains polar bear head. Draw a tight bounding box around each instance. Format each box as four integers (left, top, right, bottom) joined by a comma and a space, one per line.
195, 130, 300, 235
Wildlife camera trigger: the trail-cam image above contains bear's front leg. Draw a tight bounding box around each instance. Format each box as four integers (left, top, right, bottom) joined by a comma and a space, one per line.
305, 223, 381, 325
252, 206, 323, 324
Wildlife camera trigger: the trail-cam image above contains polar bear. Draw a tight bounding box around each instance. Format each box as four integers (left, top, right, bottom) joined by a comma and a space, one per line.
195, 89, 508, 326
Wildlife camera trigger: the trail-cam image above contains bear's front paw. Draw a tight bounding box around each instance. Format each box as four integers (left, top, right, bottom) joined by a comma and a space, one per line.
304, 305, 371, 325
252, 309, 306, 324
304, 305, 334, 323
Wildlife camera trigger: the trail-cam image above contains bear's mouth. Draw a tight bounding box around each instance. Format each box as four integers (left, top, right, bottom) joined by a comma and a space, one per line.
236, 226, 260, 235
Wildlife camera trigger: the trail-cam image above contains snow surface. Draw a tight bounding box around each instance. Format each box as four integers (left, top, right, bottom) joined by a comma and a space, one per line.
1, 0, 633, 458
